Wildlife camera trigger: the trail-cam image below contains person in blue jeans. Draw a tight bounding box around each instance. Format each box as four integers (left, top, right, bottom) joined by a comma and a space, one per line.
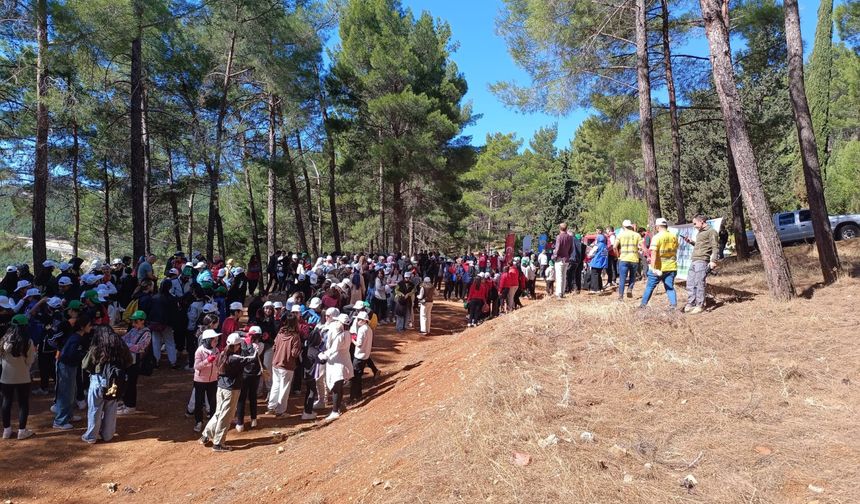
81, 326, 132, 443
54, 313, 93, 430
639, 218, 679, 309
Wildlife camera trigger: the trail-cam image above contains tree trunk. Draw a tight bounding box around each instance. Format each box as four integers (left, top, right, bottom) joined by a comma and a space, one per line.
635, 0, 662, 226
241, 132, 263, 269
316, 64, 341, 253
32, 0, 49, 272
130, 1, 146, 260
701, 0, 795, 300
784, 0, 841, 283
207, 9, 238, 261
726, 140, 750, 259
379, 160, 386, 250
660, 0, 686, 224
142, 85, 153, 254
280, 121, 310, 253
71, 117, 80, 258
408, 215, 414, 257
295, 130, 318, 257
165, 147, 182, 251
309, 159, 323, 254
266, 94, 277, 264
103, 158, 111, 260
186, 186, 195, 257
392, 179, 404, 251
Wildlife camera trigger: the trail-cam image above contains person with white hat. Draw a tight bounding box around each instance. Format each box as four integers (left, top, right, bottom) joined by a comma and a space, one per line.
416, 277, 435, 335
267, 316, 302, 417
199, 333, 258, 452
1, 315, 37, 439
349, 311, 373, 403
316, 313, 354, 421
640, 218, 679, 309
118, 310, 150, 416
0, 265, 19, 295
186, 313, 221, 416
192, 329, 220, 434
616, 219, 643, 301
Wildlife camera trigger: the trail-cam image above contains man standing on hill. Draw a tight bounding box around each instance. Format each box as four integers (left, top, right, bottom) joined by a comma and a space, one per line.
551, 223, 572, 298
639, 218, 679, 309
616, 220, 642, 300
682, 215, 719, 314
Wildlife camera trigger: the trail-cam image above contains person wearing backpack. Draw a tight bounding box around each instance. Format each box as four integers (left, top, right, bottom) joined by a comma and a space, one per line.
81, 326, 132, 444
53, 313, 92, 430
1, 315, 37, 440
234, 326, 263, 431
119, 310, 151, 415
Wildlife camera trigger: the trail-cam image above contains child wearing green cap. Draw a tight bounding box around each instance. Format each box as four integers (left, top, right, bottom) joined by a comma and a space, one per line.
118, 310, 150, 415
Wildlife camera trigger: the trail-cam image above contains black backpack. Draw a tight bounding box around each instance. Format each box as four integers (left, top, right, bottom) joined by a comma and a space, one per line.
101, 362, 128, 400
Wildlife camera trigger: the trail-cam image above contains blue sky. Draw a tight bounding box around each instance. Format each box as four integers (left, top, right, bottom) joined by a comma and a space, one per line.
395, 0, 824, 150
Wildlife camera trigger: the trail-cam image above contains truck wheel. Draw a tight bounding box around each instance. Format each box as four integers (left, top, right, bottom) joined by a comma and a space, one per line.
838, 223, 860, 241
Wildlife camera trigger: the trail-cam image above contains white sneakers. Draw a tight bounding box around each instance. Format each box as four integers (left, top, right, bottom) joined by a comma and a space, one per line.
3, 428, 34, 440
52, 423, 73, 430
312, 401, 326, 410
235, 424, 244, 433
116, 406, 136, 416
324, 412, 341, 422
300, 412, 317, 420
250, 419, 257, 428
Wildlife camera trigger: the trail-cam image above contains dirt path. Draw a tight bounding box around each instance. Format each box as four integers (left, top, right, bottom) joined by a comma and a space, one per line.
0, 299, 501, 503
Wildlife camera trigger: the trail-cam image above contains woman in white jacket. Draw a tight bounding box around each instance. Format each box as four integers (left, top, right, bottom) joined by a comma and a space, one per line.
317, 313, 353, 421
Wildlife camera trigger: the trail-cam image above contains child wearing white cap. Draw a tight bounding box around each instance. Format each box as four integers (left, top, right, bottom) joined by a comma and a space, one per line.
316, 313, 354, 421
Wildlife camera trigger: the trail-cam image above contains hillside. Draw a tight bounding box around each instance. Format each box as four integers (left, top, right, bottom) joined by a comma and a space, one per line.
1, 242, 859, 503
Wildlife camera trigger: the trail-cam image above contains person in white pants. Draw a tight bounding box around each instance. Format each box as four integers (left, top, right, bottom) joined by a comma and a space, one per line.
266, 315, 302, 416
552, 223, 573, 297
417, 277, 435, 335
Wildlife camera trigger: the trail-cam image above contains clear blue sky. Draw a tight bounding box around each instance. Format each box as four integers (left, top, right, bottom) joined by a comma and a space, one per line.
398, 0, 824, 150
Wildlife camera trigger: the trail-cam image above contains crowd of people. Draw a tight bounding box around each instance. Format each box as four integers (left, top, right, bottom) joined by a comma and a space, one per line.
0, 214, 719, 450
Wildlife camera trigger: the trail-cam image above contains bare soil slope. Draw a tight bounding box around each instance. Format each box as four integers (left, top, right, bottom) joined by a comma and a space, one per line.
2, 242, 859, 503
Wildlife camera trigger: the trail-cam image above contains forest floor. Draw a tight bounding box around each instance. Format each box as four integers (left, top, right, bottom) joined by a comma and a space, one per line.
2, 241, 860, 503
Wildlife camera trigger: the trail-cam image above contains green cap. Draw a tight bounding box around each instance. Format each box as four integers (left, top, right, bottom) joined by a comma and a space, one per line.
84, 290, 100, 302
182, 266, 194, 276
11, 314, 29, 326
66, 300, 83, 311
215, 286, 227, 294
0, 289, 6, 297
129, 310, 147, 321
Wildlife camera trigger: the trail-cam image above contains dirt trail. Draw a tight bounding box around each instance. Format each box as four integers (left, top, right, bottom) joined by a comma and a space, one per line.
0, 299, 502, 503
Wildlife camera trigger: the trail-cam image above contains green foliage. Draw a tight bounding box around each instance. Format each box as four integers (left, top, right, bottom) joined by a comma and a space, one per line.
581, 182, 648, 232
824, 140, 860, 213
835, 0, 860, 51
807, 0, 834, 170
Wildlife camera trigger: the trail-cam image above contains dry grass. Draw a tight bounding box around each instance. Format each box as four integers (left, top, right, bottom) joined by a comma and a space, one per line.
380, 241, 860, 503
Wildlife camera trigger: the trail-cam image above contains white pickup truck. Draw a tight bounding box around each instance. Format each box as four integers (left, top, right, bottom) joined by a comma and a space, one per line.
746, 209, 860, 248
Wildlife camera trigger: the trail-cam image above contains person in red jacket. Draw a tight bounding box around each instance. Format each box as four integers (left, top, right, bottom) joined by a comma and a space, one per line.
466, 276, 487, 327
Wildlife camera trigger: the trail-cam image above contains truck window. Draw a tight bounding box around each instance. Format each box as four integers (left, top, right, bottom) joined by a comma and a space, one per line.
798, 210, 811, 222
777, 213, 795, 226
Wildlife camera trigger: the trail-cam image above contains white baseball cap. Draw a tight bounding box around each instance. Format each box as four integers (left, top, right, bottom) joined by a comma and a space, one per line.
309, 297, 322, 309
58, 277, 73, 287
168, 268, 179, 276
263, 301, 274, 308
404, 272, 412, 278
203, 303, 218, 314
273, 301, 284, 309
0, 296, 14, 310
112, 258, 123, 265
217, 268, 226, 278
25, 288, 41, 298
655, 218, 669, 227
247, 326, 262, 335
336, 313, 350, 325
290, 305, 302, 313
5, 265, 16, 273
16, 280, 31, 291
200, 329, 220, 341
622, 219, 633, 228
194, 261, 207, 270
352, 300, 366, 310
355, 311, 369, 321
47, 297, 63, 309
423, 277, 431, 283
42, 260, 56, 268
229, 301, 243, 311
59, 262, 71, 271
226, 333, 243, 346
325, 307, 340, 318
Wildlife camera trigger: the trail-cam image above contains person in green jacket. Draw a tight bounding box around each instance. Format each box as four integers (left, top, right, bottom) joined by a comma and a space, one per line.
682, 215, 720, 314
